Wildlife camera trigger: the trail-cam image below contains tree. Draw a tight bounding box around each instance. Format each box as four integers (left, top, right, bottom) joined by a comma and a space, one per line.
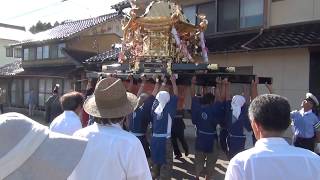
29, 20, 60, 34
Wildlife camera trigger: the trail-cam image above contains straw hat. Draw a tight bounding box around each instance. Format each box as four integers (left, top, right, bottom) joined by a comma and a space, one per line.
83, 77, 138, 118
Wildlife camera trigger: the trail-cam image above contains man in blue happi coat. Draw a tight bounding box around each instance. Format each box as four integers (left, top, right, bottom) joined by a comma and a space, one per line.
128, 75, 160, 159
190, 76, 226, 180
222, 78, 273, 159
150, 75, 179, 179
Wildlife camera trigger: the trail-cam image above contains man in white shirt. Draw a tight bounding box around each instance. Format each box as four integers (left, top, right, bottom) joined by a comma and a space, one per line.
71, 77, 152, 180
50, 92, 84, 135
225, 94, 320, 180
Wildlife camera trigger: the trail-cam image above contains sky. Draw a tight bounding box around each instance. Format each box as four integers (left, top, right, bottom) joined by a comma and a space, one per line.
0, 0, 124, 30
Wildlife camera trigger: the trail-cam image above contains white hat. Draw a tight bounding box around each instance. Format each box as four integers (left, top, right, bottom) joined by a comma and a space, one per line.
0, 113, 87, 180
306, 93, 319, 106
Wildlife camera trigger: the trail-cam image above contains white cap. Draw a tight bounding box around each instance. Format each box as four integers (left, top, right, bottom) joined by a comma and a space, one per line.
306, 93, 319, 106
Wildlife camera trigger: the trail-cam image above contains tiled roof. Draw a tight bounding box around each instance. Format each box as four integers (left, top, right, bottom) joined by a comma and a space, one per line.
207, 21, 320, 53
20, 12, 121, 45
0, 60, 23, 76
85, 48, 120, 64
111, 0, 130, 10
17, 66, 79, 77
63, 49, 97, 64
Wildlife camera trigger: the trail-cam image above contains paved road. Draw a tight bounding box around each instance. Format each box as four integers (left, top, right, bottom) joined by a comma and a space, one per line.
172, 128, 229, 180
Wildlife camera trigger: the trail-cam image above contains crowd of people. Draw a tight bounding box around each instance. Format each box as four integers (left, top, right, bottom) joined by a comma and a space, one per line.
0, 74, 320, 180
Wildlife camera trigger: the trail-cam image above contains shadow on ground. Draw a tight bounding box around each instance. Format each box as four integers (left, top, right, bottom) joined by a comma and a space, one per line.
172, 136, 229, 180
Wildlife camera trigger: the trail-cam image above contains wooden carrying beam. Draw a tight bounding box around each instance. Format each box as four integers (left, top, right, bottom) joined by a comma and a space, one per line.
87, 71, 272, 86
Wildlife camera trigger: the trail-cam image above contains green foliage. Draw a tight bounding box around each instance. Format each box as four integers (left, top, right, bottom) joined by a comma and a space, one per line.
29, 20, 60, 34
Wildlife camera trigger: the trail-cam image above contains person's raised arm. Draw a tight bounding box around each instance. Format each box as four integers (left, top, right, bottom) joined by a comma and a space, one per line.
152, 75, 160, 97
224, 78, 231, 101
265, 82, 273, 94
137, 75, 146, 97
170, 74, 178, 96
126, 74, 134, 93
251, 77, 259, 101
215, 77, 223, 102
190, 76, 196, 97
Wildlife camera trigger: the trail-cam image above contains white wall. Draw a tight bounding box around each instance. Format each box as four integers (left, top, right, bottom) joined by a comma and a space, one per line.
270, 0, 320, 26
209, 48, 310, 109
0, 39, 21, 67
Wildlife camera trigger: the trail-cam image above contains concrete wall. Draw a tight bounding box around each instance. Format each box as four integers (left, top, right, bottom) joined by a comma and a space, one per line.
0, 39, 21, 67
209, 48, 310, 109
270, 0, 320, 26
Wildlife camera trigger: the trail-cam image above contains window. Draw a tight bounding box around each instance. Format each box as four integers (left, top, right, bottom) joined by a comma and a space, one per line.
183, 1, 217, 35
240, 0, 264, 28
28, 47, 36, 60
6, 47, 13, 57
43, 45, 49, 59
23, 48, 29, 60
218, 0, 240, 32
50, 44, 58, 59
37, 47, 43, 60
24, 79, 30, 106
218, 0, 264, 32
14, 48, 22, 58
39, 79, 52, 106
63, 79, 72, 94
198, 2, 217, 35
11, 81, 17, 105
58, 43, 66, 58
183, 5, 197, 25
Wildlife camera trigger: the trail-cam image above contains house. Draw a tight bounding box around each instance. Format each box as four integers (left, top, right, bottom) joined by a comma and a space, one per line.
0, 23, 28, 67
0, 23, 30, 106
7, 12, 123, 109
110, 0, 320, 108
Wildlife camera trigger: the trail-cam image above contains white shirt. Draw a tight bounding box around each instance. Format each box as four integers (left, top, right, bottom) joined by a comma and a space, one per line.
225, 137, 320, 180
69, 123, 152, 180
49, 111, 82, 136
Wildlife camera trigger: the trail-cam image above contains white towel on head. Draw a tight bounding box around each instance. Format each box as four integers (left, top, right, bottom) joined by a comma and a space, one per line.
231, 95, 246, 119
154, 91, 170, 116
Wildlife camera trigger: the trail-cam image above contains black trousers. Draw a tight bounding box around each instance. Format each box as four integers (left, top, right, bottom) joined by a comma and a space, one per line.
137, 135, 151, 158
171, 131, 189, 156
294, 136, 315, 152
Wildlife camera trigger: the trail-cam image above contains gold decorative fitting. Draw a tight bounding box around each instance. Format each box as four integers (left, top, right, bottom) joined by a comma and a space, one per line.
226, 67, 236, 73
134, 62, 140, 72
207, 64, 218, 70
167, 61, 172, 75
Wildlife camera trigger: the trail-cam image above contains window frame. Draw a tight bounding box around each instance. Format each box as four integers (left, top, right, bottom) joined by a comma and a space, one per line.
36, 46, 43, 60
23, 48, 29, 60
216, 0, 265, 34
183, 0, 266, 36
49, 44, 59, 59
58, 43, 66, 58
43, 45, 49, 59
14, 48, 22, 58
28, 47, 36, 60
6, 47, 13, 57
